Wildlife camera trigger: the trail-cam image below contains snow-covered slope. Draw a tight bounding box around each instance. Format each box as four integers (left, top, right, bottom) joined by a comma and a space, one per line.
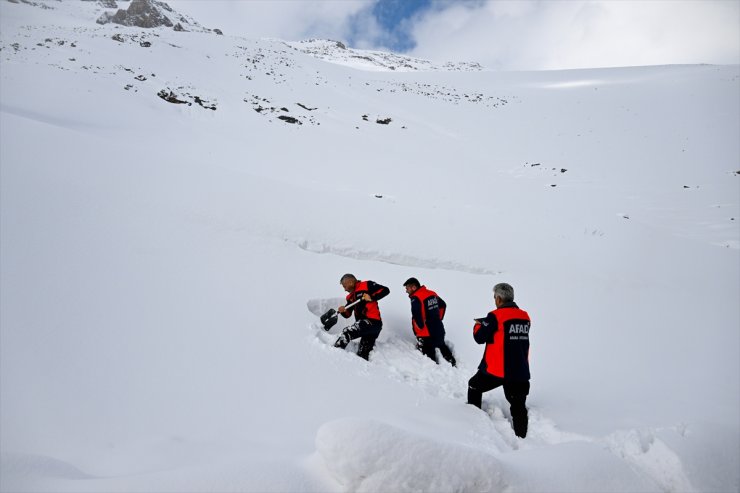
1, 1, 738, 492
285, 38, 484, 72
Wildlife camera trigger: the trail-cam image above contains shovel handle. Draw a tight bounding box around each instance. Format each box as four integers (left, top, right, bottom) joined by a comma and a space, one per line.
337, 297, 362, 314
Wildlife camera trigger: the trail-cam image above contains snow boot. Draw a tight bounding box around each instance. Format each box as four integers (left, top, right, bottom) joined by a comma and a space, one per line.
334, 330, 351, 349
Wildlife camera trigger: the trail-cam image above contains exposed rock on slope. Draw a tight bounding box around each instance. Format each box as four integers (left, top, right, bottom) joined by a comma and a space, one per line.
286, 39, 484, 72
96, 0, 200, 30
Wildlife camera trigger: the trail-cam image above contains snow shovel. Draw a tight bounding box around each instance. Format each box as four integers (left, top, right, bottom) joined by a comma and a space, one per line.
320, 298, 362, 331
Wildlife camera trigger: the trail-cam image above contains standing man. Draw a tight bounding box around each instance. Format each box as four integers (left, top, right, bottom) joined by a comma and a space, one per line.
334, 273, 390, 360
468, 282, 531, 438
403, 278, 456, 366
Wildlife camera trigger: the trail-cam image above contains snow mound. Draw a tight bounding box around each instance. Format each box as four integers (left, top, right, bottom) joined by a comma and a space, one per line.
315, 418, 507, 492
0, 453, 94, 491
306, 297, 345, 318
605, 428, 695, 492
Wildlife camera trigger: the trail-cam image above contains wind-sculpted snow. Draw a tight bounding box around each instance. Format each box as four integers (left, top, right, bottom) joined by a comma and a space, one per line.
315, 419, 507, 493
293, 239, 501, 276
1, 454, 94, 481
1, 454, 95, 491
605, 428, 695, 493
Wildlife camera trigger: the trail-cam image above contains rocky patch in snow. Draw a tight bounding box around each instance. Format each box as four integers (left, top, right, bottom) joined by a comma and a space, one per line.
158, 88, 216, 110
370, 80, 514, 108
286, 39, 484, 72
244, 95, 318, 126
5, 0, 55, 9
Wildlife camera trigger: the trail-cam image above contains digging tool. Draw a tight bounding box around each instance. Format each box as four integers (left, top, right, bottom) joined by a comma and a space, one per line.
320, 298, 361, 331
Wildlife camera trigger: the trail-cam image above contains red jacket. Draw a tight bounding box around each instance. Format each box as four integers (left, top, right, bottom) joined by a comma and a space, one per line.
342, 280, 390, 322
409, 286, 446, 338
473, 302, 531, 380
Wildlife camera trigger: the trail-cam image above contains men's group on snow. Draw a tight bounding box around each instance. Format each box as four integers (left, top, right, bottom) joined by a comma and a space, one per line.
321, 273, 531, 438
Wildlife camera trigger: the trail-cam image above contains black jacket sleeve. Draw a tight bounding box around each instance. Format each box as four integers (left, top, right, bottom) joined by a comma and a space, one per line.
366, 281, 390, 301
410, 297, 424, 329
473, 312, 497, 344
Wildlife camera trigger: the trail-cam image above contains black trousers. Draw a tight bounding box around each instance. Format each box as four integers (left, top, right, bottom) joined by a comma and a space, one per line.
468, 370, 529, 438
417, 336, 456, 366
334, 319, 382, 360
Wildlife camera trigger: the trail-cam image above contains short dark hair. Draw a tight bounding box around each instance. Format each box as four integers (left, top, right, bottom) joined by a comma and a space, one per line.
403, 277, 420, 288
340, 273, 357, 283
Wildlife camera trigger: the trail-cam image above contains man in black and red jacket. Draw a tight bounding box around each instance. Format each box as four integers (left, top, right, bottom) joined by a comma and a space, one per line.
334, 273, 390, 360
468, 282, 531, 438
403, 277, 456, 366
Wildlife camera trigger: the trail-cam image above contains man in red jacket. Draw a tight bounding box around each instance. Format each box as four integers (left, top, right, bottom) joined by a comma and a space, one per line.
403, 277, 456, 366
334, 273, 390, 360
468, 282, 531, 438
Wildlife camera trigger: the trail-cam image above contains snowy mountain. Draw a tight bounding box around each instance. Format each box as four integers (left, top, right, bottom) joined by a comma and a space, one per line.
1, 1, 738, 492
285, 38, 484, 72
94, 0, 214, 34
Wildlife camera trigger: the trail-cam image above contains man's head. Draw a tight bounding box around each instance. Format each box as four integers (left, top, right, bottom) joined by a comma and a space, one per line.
493, 282, 514, 307
340, 273, 357, 293
403, 277, 420, 295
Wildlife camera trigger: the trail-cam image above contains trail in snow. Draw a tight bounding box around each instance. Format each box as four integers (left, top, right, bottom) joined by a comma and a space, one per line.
305, 304, 698, 492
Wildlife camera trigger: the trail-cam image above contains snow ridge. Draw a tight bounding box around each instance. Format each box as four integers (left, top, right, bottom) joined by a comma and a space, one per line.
293, 238, 501, 275
285, 38, 484, 72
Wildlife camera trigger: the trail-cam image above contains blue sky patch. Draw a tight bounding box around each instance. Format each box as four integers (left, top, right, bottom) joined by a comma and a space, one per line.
345, 0, 434, 52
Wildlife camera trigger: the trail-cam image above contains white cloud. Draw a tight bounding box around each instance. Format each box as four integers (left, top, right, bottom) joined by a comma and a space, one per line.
408, 0, 740, 70
165, 0, 739, 71
167, 0, 374, 42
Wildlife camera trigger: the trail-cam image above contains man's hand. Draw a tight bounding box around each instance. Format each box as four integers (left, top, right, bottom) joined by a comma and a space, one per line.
362, 293, 372, 302
338, 305, 347, 314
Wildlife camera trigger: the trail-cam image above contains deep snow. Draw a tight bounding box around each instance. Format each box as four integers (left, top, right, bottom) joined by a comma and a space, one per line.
1, 1, 738, 492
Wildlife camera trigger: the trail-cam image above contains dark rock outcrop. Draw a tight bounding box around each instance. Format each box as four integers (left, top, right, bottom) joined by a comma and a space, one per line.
278, 115, 301, 124
157, 89, 189, 105
97, 0, 174, 28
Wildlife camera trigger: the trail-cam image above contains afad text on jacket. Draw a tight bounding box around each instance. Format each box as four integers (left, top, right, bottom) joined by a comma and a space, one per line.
473, 302, 531, 380
409, 285, 446, 338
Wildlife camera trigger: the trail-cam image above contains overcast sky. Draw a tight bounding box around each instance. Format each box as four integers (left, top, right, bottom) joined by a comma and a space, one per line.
169, 0, 740, 71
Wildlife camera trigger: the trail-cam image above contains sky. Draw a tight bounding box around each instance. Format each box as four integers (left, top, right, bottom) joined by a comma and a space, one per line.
169, 0, 740, 71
